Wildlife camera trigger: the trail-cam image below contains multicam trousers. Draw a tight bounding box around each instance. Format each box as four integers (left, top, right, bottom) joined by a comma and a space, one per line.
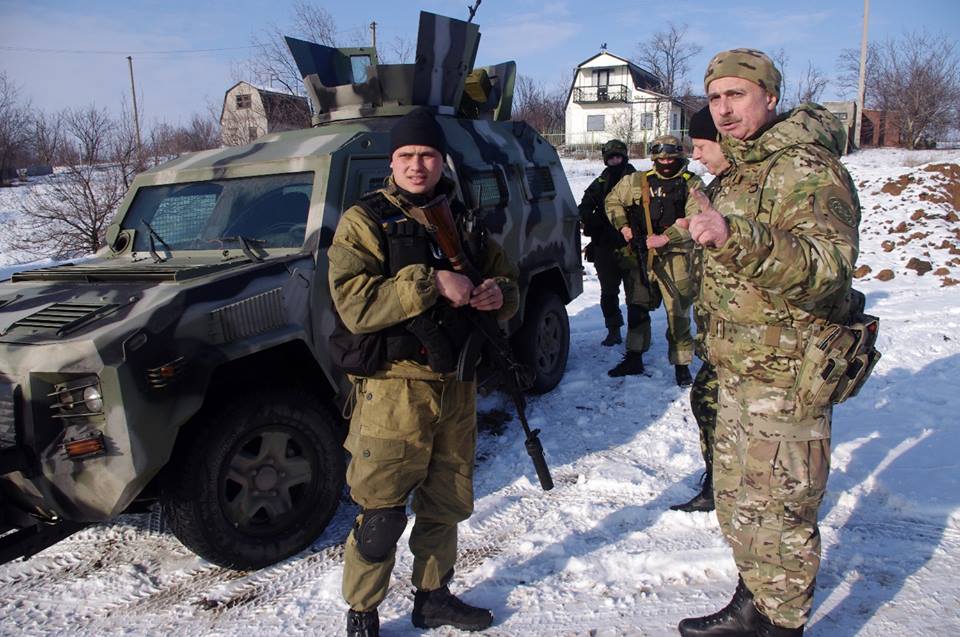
341, 376, 477, 612
713, 367, 831, 629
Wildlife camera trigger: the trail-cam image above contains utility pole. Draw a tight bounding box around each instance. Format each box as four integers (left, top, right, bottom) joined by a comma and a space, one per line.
370, 21, 377, 50
126, 55, 143, 164
854, 0, 870, 151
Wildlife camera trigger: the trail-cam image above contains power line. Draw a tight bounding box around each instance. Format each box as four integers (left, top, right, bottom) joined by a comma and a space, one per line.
0, 44, 258, 56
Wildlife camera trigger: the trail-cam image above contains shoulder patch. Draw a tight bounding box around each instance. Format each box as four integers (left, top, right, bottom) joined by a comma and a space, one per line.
815, 184, 859, 227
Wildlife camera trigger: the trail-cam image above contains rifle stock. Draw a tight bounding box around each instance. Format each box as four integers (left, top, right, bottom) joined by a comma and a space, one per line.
417, 195, 554, 491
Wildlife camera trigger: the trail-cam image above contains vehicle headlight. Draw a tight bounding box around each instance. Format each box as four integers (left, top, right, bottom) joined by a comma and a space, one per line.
83, 386, 103, 413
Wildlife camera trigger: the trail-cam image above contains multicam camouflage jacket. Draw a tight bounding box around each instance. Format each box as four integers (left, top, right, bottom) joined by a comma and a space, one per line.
328, 175, 519, 381
698, 103, 860, 385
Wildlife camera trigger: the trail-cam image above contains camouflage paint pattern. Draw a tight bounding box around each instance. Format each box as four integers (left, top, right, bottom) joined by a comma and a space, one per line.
704, 48, 782, 100
0, 11, 581, 544
700, 103, 859, 629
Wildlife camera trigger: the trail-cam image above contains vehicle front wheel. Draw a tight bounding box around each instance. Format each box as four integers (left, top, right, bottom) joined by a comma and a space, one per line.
162, 390, 345, 570
513, 291, 570, 394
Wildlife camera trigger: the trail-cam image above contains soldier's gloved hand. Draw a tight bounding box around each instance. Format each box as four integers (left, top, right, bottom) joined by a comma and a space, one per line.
435, 270, 475, 307
677, 189, 731, 248
646, 234, 669, 249
620, 226, 634, 242
469, 278, 504, 311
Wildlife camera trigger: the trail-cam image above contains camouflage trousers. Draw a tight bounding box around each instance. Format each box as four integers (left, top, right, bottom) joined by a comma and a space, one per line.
713, 367, 831, 629
690, 361, 718, 468
621, 251, 693, 364
341, 375, 477, 612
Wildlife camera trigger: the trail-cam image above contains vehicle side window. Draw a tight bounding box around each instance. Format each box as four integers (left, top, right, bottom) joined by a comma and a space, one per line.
464, 169, 508, 210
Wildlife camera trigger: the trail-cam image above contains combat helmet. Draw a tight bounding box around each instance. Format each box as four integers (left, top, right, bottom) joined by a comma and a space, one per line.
649, 134, 684, 160
601, 139, 628, 163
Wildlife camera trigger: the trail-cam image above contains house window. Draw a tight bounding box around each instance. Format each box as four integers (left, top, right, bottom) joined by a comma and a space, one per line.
587, 115, 605, 131
672, 113, 679, 130
236, 93, 252, 109
835, 112, 848, 120
641, 112, 654, 130
248, 127, 259, 141
593, 69, 611, 86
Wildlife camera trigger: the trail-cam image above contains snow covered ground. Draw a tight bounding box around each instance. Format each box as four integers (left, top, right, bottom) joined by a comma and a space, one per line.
1, 149, 959, 636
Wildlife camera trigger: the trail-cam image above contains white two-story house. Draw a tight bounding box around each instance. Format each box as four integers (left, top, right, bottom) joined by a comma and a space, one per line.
564, 50, 690, 152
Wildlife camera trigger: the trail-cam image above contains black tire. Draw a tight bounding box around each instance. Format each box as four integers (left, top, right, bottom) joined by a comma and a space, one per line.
162, 390, 345, 570
513, 291, 570, 394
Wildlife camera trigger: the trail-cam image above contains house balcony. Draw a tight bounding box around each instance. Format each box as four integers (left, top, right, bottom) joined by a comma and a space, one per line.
573, 84, 629, 104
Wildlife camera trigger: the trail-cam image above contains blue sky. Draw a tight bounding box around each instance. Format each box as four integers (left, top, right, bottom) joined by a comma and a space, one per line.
1, 0, 957, 128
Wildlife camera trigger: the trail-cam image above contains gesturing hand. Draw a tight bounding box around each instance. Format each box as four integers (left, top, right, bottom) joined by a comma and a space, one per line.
676, 189, 730, 248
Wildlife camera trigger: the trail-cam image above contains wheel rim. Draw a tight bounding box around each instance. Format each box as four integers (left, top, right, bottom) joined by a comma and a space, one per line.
219, 424, 320, 536
535, 309, 564, 373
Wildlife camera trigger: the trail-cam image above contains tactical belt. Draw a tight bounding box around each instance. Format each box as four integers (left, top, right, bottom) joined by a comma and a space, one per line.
706, 315, 819, 353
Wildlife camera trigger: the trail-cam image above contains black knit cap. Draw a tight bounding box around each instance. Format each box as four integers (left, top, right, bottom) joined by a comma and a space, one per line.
688, 106, 719, 142
390, 106, 447, 155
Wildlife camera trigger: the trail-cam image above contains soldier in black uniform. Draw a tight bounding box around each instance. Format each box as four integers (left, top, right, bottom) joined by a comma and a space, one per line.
578, 139, 636, 346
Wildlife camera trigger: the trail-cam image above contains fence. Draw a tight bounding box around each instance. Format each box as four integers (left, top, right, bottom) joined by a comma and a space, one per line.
541, 130, 691, 160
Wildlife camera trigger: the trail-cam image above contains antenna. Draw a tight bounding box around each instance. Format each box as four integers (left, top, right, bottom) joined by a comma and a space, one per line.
467, 0, 482, 23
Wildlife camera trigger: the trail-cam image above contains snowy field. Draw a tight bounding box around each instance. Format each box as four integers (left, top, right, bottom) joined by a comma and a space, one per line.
1, 149, 959, 636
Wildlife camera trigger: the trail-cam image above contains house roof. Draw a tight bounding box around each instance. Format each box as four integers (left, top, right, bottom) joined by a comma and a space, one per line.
220, 80, 311, 124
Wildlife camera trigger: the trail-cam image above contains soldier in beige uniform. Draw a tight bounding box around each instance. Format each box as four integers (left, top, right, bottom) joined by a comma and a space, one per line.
328, 107, 519, 637
604, 136, 703, 384
676, 51, 860, 637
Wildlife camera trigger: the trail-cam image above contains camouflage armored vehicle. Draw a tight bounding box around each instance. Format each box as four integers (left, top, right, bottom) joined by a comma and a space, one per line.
0, 12, 582, 569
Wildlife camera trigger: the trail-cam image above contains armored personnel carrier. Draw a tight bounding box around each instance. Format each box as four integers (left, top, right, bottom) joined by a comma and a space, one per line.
0, 11, 582, 569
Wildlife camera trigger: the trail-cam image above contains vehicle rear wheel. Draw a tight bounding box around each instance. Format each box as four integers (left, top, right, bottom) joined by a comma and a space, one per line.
162, 390, 345, 570
513, 291, 570, 394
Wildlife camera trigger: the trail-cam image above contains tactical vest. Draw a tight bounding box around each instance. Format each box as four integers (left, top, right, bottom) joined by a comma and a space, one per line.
328, 191, 477, 376
629, 170, 693, 235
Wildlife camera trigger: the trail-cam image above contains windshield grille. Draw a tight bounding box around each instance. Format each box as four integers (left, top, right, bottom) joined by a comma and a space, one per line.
0, 380, 17, 449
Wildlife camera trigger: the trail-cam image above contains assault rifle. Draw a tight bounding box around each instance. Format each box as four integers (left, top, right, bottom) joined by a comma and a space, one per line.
413, 195, 554, 491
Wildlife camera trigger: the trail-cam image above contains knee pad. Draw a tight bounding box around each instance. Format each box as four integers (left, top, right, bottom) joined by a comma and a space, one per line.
627, 305, 649, 329
355, 506, 408, 563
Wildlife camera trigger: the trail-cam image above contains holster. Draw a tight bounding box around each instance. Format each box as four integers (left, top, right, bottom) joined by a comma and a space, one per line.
405, 313, 458, 374
794, 312, 881, 410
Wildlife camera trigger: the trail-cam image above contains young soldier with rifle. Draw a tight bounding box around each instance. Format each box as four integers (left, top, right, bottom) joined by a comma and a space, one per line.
328, 107, 531, 636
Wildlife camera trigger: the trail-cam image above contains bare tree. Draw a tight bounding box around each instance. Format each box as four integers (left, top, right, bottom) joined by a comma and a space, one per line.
769, 48, 790, 111
31, 109, 65, 167
633, 22, 702, 99
12, 161, 126, 259
837, 44, 881, 107
512, 75, 566, 134
0, 72, 32, 184
873, 30, 960, 148
242, 1, 339, 95
793, 61, 829, 105
380, 36, 415, 65
64, 105, 114, 164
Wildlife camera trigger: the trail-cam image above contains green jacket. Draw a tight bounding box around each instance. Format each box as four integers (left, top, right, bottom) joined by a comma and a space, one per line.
328, 175, 520, 380
699, 103, 860, 382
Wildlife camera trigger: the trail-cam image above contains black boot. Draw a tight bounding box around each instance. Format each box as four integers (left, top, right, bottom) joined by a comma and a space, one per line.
756, 612, 804, 636
608, 351, 644, 377
412, 585, 493, 631
675, 364, 693, 387
670, 470, 714, 512
347, 609, 379, 637
678, 576, 759, 637
601, 327, 622, 346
